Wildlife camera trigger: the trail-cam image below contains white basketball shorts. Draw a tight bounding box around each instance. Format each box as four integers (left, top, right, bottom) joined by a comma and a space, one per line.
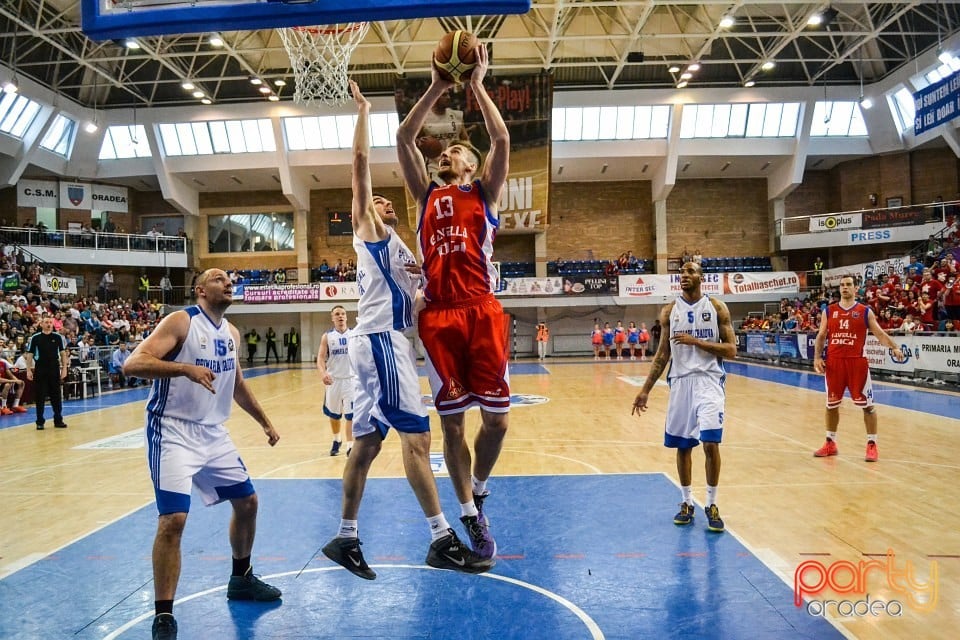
664, 374, 726, 448
145, 414, 254, 515
323, 377, 356, 420
350, 330, 429, 438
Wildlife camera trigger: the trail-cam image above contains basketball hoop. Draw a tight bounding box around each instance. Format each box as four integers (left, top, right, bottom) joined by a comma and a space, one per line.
279, 22, 370, 108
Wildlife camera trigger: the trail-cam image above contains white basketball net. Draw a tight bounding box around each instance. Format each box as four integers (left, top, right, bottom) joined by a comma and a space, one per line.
278, 22, 370, 108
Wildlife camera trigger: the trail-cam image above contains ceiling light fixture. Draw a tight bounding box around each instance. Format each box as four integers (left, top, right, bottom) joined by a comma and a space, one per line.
808, 7, 838, 28
274, 79, 287, 87
2, 78, 17, 94
761, 61, 775, 71
744, 80, 756, 87
687, 63, 701, 72
676, 80, 688, 89
268, 95, 280, 102
124, 38, 141, 49
249, 76, 263, 86
201, 98, 212, 105
680, 72, 693, 80
259, 86, 272, 94
209, 34, 224, 47
668, 65, 680, 74
192, 90, 205, 98
85, 119, 99, 133
719, 15, 735, 29
181, 81, 195, 91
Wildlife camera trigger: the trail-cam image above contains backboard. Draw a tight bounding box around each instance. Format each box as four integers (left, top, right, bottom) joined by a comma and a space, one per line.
81, 0, 532, 40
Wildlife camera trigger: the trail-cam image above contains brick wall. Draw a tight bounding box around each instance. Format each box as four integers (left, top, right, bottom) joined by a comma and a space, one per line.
909, 147, 959, 203
665, 178, 770, 257
785, 171, 831, 218
832, 153, 911, 210
547, 181, 655, 261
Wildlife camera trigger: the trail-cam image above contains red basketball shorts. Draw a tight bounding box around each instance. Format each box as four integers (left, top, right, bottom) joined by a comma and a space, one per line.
419, 294, 510, 415
824, 357, 874, 409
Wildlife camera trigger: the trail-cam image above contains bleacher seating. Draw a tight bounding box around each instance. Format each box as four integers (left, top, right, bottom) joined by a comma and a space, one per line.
546, 259, 652, 277
701, 256, 772, 273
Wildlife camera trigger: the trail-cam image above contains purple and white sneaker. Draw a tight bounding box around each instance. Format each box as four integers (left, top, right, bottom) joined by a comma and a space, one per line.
460, 492, 497, 559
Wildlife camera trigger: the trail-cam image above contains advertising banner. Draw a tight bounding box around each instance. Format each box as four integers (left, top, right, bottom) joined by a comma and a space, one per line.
40, 275, 78, 295
499, 277, 564, 296
722, 272, 800, 295
808, 213, 861, 233
561, 274, 618, 296
91, 184, 130, 213
240, 283, 361, 303
59, 181, 92, 210
394, 73, 551, 233
17, 179, 59, 209
903, 334, 960, 376
821, 256, 910, 288
619, 273, 725, 297
861, 208, 927, 229
914, 70, 960, 135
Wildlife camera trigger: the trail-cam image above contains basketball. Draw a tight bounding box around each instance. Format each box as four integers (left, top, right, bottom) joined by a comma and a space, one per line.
433, 30, 479, 83
417, 135, 444, 159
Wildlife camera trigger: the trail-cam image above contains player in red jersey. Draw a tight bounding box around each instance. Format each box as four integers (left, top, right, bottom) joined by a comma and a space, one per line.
397, 40, 508, 560
812, 275, 904, 462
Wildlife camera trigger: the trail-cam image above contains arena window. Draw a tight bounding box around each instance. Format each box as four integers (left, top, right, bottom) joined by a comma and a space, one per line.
40, 114, 77, 157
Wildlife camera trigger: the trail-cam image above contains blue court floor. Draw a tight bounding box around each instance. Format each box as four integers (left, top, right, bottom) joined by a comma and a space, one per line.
0, 475, 842, 640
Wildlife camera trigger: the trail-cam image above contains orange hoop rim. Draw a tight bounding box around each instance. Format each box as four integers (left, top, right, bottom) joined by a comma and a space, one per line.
291, 21, 368, 36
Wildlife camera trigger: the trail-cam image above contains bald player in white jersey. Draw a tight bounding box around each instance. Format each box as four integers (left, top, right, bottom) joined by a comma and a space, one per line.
631, 262, 737, 534
123, 268, 281, 640
321, 81, 492, 580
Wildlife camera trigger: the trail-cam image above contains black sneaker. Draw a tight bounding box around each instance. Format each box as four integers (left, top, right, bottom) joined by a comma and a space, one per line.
54, 422, 67, 429
673, 502, 694, 526
323, 537, 376, 579
705, 504, 725, 533
226, 567, 282, 601
425, 529, 495, 574
36, 422, 44, 430
330, 440, 341, 456
151, 613, 178, 640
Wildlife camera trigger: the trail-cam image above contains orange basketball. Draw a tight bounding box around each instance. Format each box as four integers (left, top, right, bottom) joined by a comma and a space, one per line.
417, 135, 444, 159
433, 30, 479, 84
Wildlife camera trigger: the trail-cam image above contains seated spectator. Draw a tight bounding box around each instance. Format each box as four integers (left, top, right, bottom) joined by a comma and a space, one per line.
109, 342, 139, 387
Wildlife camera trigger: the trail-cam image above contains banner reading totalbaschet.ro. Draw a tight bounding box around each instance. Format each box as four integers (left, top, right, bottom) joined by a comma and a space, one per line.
394, 73, 552, 233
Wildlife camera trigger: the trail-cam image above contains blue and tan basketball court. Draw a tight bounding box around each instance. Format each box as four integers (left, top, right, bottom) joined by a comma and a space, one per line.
1, 359, 955, 639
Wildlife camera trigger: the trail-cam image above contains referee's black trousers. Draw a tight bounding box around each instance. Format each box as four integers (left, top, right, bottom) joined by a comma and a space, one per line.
34, 370, 64, 426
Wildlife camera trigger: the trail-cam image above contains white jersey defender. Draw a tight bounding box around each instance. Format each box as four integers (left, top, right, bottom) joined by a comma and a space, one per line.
665, 295, 727, 448
145, 306, 251, 514
350, 227, 429, 438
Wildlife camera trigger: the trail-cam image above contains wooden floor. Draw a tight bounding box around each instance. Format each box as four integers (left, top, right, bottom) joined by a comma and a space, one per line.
0, 359, 956, 640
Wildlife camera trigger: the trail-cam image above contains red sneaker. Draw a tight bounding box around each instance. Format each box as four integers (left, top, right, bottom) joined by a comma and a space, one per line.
12, 406, 27, 413
865, 441, 878, 462
0, 407, 13, 416
814, 439, 838, 457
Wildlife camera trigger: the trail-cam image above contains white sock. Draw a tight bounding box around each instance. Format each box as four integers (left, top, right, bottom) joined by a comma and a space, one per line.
460, 500, 479, 518
11, 399, 18, 407
706, 485, 718, 507
826, 431, 837, 442
471, 476, 488, 496
681, 486, 693, 505
427, 514, 452, 541
337, 519, 358, 538
867, 433, 877, 443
